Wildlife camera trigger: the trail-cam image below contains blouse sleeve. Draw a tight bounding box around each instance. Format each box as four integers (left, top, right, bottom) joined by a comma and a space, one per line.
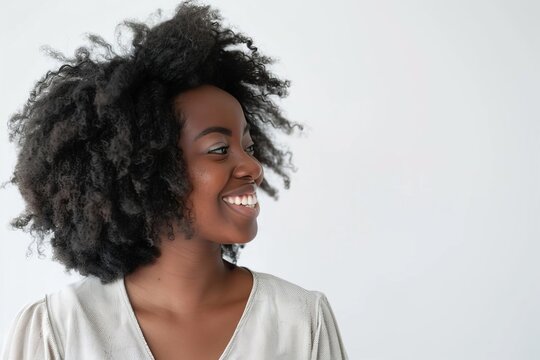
310, 293, 349, 360
1, 298, 62, 360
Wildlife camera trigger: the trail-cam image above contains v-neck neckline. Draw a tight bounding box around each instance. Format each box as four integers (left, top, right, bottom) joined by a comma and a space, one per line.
118, 266, 259, 360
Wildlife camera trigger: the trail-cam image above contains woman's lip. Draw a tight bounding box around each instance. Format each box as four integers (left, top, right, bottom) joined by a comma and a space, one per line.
222, 184, 258, 198
222, 199, 260, 218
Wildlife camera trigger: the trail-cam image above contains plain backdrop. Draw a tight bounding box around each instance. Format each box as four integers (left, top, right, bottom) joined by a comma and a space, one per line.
1, 1, 539, 359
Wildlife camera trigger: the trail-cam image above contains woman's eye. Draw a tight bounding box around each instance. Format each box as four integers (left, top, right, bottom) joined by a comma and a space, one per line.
246, 144, 255, 156
208, 144, 255, 156
209, 146, 229, 155
246, 144, 256, 155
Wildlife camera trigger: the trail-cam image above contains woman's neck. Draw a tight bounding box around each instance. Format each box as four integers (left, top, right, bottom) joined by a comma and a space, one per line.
124, 235, 236, 316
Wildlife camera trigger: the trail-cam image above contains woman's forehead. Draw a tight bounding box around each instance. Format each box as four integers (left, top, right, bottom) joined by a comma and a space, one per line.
175, 85, 242, 117
174, 85, 248, 139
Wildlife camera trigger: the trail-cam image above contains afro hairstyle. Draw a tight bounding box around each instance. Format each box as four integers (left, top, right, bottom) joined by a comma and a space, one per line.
6, 0, 302, 283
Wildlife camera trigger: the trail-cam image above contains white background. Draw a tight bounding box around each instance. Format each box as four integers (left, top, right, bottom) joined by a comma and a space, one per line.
1, 1, 539, 359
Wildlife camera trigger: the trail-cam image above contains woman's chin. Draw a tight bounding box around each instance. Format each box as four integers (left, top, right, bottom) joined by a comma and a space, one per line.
222, 229, 258, 246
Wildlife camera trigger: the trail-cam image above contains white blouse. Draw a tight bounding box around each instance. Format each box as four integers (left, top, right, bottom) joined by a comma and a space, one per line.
2, 267, 348, 360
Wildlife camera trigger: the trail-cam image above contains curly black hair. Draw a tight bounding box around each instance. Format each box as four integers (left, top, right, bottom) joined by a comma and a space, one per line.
5, 0, 302, 283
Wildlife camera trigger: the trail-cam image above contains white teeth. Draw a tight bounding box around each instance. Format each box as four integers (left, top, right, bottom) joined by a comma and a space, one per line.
223, 193, 258, 207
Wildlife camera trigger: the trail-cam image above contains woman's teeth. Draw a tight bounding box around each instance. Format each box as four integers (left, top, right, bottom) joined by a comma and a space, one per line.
222, 194, 258, 208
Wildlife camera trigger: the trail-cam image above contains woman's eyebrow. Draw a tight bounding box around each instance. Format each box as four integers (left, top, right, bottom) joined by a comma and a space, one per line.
194, 123, 250, 141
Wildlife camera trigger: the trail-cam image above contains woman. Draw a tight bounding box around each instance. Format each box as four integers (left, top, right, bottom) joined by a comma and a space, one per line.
2, 2, 348, 359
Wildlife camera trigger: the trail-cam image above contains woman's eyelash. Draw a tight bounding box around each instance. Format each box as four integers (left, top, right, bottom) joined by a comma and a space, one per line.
209, 146, 229, 155
209, 144, 256, 155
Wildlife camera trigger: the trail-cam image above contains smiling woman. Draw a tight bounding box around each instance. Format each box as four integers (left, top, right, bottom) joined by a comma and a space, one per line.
174, 85, 263, 245
1, 1, 348, 359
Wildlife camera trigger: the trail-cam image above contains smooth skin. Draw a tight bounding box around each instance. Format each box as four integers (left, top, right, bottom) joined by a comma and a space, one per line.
124, 85, 264, 360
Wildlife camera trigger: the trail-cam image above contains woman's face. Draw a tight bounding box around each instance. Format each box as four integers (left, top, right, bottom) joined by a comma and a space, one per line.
176, 85, 264, 245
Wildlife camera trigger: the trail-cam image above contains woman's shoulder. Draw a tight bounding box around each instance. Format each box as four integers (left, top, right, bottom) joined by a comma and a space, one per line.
251, 268, 321, 291
2, 276, 143, 359
45, 275, 120, 313
1, 296, 60, 359
247, 268, 349, 359
248, 268, 326, 309
45, 276, 127, 347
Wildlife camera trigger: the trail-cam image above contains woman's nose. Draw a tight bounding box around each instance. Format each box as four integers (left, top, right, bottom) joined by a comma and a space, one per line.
233, 149, 264, 182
